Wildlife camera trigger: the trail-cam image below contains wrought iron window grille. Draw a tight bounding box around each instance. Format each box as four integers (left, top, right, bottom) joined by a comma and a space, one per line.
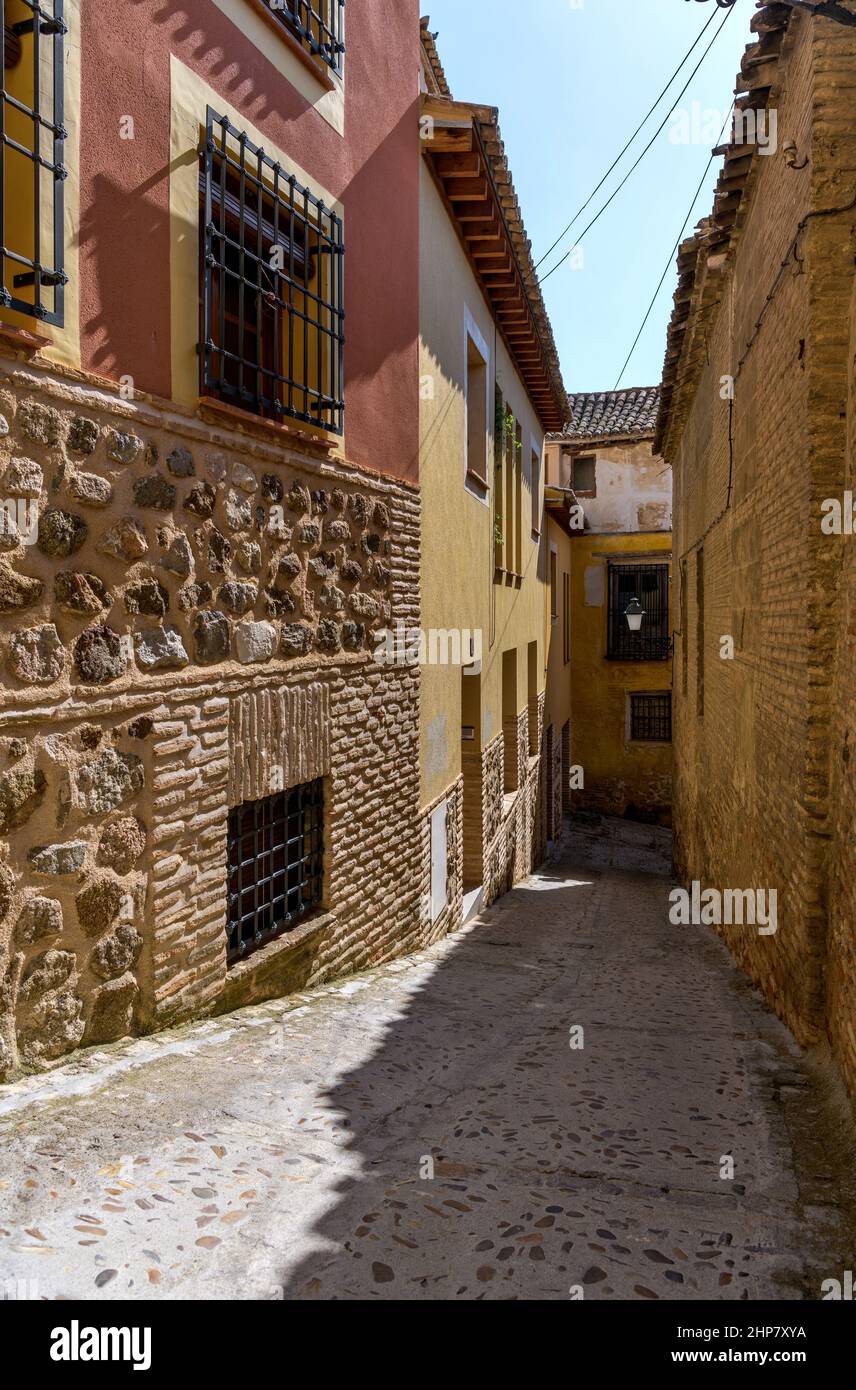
200, 107, 344, 434
1, 0, 68, 325
227, 780, 325, 965
630, 692, 673, 743
607, 562, 671, 662
268, 0, 345, 74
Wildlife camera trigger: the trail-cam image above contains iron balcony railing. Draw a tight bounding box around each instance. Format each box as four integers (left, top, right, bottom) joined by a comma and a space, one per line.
268, 0, 345, 75
200, 107, 345, 434
607, 562, 671, 662
1, 0, 67, 325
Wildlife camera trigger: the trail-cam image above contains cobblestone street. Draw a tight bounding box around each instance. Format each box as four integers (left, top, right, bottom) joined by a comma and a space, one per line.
0, 819, 852, 1303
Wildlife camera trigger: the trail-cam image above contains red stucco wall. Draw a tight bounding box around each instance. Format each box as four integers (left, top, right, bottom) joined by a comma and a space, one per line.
78, 0, 420, 483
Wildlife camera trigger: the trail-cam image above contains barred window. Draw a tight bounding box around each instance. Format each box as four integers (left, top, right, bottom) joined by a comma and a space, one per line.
268, 0, 345, 76
200, 108, 345, 434
607, 562, 670, 661
1, 0, 67, 326
227, 780, 325, 964
630, 693, 672, 743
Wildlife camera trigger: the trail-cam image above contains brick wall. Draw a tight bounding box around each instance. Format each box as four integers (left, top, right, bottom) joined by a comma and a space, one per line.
661, 8, 856, 1091
0, 356, 424, 1077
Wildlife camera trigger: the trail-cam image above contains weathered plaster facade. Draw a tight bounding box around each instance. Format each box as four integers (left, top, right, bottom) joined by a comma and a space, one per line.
546, 390, 673, 825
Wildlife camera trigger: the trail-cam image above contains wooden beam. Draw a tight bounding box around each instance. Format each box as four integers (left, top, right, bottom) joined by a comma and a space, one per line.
468, 240, 509, 260
434, 153, 482, 178
455, 200, 495, 221
445, 178, 489, 201
423, 127, 473, 154
460, 219, 504, 241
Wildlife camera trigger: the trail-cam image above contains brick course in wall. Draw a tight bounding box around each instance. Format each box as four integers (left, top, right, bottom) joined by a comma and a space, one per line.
0, 356, 425, 1078
658, 6, 856, 1095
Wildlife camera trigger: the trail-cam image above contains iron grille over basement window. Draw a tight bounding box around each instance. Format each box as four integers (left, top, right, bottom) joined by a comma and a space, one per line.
607, 562, 670, 661
269, 0, 345, 75
1, 0, 67, 325
227, 780, 324, 964
200, 108, 345, 434
630, 692, 672, 743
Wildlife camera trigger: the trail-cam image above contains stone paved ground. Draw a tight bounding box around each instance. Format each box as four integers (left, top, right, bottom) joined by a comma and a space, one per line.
0, 816, 853, 1302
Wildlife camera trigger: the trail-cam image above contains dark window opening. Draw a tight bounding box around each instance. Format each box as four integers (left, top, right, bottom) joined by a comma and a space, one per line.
630, 692, 672, 743
572, 454, 596, 494
200, 108, 344, 434
1, 0, 67, 326
268, 0, 345, 76
607, 562, 670, 661
227, 780, 324, 965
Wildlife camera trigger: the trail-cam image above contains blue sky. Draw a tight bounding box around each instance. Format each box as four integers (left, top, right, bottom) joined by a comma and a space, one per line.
424, 0, 754, 394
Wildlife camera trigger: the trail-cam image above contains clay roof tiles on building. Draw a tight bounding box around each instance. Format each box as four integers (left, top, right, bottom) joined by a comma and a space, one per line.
553, 386, 662, 443
420, 16, 452, 98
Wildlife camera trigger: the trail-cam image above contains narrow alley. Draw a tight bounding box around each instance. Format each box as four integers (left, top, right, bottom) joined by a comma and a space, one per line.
1, 819, 851, 1303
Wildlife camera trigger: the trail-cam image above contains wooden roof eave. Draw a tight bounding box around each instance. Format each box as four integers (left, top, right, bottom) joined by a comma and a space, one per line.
420, 97, 565, 431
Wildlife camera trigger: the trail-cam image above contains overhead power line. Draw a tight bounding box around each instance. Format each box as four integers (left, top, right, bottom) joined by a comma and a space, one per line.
538, 3, 736, 286
613, 104, 735, 391
533, 6, 720, 272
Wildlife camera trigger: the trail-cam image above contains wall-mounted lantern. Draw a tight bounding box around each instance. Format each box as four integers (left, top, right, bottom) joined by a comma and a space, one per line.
625, 597, 645, 633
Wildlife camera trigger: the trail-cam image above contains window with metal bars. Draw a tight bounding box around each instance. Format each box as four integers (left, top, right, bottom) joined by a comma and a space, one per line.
607, 562, 670, 661
630, 692, 672, 743
200, 108, 345, 434
226, 780, 324, 964
1, 0, 67, 326
268, 0, 345, 76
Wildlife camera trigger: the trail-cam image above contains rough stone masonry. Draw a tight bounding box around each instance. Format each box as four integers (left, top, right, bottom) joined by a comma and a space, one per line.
0, 356, 430, 1080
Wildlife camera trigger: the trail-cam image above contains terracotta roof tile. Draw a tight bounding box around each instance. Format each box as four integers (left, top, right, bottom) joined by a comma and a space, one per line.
551, 387, 661, 442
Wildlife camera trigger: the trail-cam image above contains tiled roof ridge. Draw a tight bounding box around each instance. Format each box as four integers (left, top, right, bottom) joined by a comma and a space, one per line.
549, 385, 661, 442
473, 109, 568, 427
420, 16, 452, 98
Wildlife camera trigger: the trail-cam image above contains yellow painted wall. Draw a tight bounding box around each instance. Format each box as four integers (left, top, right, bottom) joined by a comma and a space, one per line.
419, 160, 560, 812
571, 530, 672, 825
544, 513, 572, 748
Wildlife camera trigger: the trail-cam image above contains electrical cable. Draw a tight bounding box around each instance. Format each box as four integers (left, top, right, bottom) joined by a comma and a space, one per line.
613, 104, 734, 390
533, 6, 720, 272
538, 3, 736, 286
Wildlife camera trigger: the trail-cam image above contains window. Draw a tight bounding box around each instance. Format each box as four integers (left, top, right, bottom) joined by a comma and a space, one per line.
267, 0, 345, 75
531, 447, 541, 535
680, 558, 688, 697
696, 548, 705, 718
200, 108, 345, 434
505, 410, 515, 574
572, 454, 596, 495
630, 692, 672, 743
502, 648, 519, 793
563, 570, 570, 665
514, 419, 523, 576
227, 780, 324, 963
465, 329, 488, 489
607, 562, 670, 661
1, 0, 67, 326
550, 548, 558, 622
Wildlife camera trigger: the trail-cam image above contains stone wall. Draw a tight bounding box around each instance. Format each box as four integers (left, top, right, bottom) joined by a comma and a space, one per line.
0, 355, 424, 1078
660, 10, 856, 1093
